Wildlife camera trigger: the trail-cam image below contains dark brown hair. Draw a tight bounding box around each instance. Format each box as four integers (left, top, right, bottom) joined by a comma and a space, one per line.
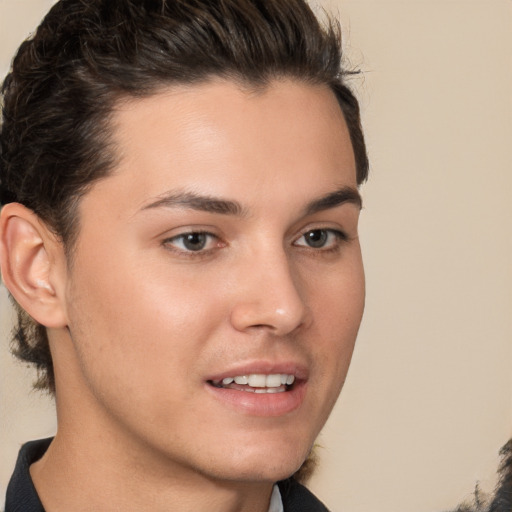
449, 440, 512, 512
1, 0, 368, 396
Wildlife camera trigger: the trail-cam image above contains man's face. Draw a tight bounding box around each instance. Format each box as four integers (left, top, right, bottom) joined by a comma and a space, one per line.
56, 79, 365, 484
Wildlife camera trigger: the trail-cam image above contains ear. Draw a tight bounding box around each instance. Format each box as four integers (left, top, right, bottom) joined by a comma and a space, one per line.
0, 203, 68, 328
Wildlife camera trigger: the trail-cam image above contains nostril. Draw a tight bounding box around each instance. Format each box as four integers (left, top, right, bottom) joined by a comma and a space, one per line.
229, 298, 311, 335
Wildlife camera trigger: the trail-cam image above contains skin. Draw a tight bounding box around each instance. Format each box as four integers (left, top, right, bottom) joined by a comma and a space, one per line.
2, 79, 365, 512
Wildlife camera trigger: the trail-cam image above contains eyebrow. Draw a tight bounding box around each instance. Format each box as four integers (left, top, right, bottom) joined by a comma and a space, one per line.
142, 191, 246, 216
304, 186, 362, 215
141, 186, 362, 217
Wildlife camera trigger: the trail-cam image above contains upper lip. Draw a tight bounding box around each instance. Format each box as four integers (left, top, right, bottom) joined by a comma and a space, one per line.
206, 360, 309, 383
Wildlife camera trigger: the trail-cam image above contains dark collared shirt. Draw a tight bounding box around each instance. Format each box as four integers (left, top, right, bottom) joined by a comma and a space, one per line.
5, 438, 50, 512
4, 438, 329, 512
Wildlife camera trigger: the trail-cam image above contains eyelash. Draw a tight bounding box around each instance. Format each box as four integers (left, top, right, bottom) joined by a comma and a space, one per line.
162, 231, 221, 257
294, 228, 348, 252
162, 228, 348, 257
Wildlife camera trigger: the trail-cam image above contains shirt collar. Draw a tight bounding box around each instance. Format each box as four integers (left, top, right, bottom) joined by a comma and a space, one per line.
268, 484, 284, 512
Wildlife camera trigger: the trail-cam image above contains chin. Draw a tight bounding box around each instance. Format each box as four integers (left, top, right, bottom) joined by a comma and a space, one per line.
216, 418, 322, 483
207, 441, 311, 484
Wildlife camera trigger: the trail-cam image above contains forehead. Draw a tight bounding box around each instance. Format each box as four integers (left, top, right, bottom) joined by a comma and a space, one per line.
85, 79, 356, 218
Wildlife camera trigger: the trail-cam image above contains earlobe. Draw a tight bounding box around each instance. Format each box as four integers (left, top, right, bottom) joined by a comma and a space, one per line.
0, 203, 68, 328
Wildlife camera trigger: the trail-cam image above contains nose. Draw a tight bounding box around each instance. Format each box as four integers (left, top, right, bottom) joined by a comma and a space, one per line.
229, 249, 311, 336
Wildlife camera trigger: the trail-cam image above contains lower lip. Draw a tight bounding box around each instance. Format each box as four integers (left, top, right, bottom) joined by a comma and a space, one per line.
205, 381, 307, 417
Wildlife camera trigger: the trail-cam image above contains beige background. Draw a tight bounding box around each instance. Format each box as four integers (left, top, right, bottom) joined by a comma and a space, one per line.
1, 0, 511, 511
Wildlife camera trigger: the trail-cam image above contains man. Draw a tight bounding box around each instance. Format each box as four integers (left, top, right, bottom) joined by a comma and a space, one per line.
0, 0, 368, 510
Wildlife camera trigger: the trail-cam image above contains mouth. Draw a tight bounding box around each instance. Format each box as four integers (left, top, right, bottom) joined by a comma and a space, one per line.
205, 369, 306, 416
208, 373, 296, 394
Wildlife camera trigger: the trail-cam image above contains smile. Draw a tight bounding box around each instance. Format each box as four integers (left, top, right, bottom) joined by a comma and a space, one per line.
209, 373, 296, 393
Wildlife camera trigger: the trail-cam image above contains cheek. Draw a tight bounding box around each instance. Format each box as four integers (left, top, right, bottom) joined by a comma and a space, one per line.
308, 250, 365, 335
65, 247, 228, 398
65, 268, 227, 438
305, 253, 365, 392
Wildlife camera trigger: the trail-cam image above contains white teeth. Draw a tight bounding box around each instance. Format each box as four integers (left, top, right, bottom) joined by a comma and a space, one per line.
252, 387, 285, 394
219, 373, 296, 388
248, 374, 267, 387
265, 374, 282, 387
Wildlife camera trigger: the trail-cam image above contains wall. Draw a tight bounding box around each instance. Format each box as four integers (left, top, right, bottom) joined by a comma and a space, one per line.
1, 1, 511, 510
309, 1, 512, 510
